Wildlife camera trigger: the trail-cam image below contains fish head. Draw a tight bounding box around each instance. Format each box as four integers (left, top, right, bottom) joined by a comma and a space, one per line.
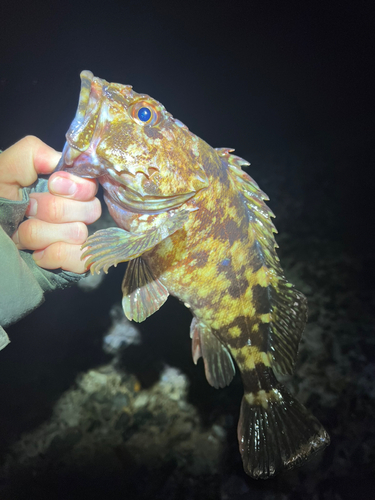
57, 71, 209, 212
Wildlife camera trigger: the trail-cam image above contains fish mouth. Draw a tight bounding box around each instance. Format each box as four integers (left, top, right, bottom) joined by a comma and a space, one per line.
56, 146, 200, 213
66, 71, 102, 154
117, 190, 196, 213
104, 172, 196, 213
55, 71, 103, 171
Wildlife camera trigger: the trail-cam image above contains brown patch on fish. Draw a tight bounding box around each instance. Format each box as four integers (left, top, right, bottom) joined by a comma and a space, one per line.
252, 284, 271, 315
228, 277, 249, 299
144, 126, 163, 140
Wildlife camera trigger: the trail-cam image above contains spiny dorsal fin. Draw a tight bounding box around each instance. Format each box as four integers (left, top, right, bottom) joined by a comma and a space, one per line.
216, 147, 250, 169
221, 149, 307, 375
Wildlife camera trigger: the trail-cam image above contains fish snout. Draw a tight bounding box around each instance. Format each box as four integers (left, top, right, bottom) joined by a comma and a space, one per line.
55, 143, 104, 178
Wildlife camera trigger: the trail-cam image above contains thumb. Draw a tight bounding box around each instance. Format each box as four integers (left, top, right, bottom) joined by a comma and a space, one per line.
0, 136, 61, 201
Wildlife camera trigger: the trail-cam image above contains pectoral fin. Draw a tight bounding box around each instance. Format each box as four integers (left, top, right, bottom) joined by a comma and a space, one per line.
122, 257, 169, 322
81, 208, 191, 275
190, 318, 236, 389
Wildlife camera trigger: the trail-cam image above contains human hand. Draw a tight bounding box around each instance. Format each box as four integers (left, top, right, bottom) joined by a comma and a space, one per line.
0, 136, 101, 273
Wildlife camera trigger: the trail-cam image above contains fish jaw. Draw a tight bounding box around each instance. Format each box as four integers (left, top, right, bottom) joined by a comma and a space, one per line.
55, 141, 105, 178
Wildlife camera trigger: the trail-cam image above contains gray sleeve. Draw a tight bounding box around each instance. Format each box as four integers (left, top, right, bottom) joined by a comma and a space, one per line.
0, 179, 86, 347
0, 328, 10, 350
0, 225, 45, 329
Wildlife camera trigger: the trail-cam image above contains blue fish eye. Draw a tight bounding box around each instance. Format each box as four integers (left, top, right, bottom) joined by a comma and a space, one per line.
137, 107, 152, 122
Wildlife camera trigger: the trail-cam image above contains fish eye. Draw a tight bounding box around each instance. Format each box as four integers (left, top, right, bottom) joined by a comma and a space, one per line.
137, 107, 152, 122
130, 100, 160, 126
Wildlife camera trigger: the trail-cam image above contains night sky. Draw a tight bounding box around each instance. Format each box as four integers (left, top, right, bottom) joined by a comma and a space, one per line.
1, 0, 374, 497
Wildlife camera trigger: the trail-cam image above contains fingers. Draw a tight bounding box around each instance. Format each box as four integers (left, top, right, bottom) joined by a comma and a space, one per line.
1, 136, 102, 274
48, 171, 98, 200
32, 243, 89, 274
0, 136, 61, 200
13, 219, 88, 251
26, 192, 101, 225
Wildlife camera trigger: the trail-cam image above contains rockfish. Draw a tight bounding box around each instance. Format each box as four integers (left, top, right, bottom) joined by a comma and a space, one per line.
56, 71, 329, 478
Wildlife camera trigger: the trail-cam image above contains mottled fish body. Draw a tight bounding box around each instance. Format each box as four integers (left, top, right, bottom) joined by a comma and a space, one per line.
57, 71, 329, 478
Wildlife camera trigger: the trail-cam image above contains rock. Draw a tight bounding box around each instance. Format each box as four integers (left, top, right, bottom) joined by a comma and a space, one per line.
48, 428, 82, 457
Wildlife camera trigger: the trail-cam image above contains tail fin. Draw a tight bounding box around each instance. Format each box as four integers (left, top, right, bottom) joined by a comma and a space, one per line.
238, 384, 330, 479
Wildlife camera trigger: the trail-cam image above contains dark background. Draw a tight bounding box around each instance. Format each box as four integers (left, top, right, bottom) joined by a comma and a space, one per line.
1, 1, 374, 499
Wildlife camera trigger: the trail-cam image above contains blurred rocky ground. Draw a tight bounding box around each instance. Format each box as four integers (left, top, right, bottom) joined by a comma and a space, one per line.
0, 159, 374, 500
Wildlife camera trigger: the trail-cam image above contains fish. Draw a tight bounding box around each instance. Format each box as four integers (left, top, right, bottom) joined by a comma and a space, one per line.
56, 70, 330, 479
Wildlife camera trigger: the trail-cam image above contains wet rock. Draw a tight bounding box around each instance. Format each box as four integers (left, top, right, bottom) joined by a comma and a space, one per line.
122, 425, 139, 442
114, 412, 131, 431
112, 392, 130, 410
134, 409, 153, 426
78, 271, 105, 291
103, 305, 141, 355
89, 391, 112, 405
212, 424, 226, 441
48, 428, 82, 457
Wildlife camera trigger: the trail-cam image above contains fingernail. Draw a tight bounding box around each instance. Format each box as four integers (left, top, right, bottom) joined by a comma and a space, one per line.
26, 198, 37, 217
49, 176, 77, 196
33, 250, 45, 262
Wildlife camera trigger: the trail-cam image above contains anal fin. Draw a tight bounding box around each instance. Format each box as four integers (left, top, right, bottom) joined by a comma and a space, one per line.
122, 257, 169, 322
190, 318, 235, 389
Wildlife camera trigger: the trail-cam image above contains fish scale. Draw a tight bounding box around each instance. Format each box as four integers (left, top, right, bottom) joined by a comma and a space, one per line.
56, 70, 330, 479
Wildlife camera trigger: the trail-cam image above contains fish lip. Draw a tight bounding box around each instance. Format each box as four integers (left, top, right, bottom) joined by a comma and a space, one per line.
55, 142, 105, 178
64, 71, 103, 154
76, 71, 94, 119
116, 184, 197, 213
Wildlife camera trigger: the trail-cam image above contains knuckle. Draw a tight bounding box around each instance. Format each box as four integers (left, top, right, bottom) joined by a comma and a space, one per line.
53, 242, 84, 273
93, 197, 102, 217
73, 222, 88, 242
78, 178, 97, 200
54, 241, 67, 264
22, 135, 41, 149
21, 219, 39, 246
85, 198, 102, 223
49, 196, 63, 223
